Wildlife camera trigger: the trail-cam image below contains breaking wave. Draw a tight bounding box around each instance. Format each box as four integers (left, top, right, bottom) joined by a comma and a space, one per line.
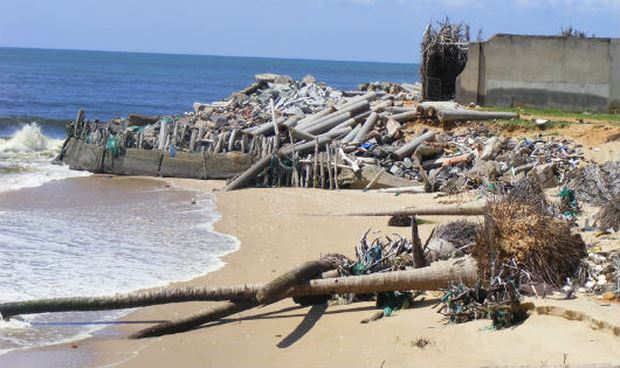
0, 123, 90, 193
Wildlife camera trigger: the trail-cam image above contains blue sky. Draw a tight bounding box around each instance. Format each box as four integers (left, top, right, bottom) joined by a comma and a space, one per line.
0, 0, 619, 63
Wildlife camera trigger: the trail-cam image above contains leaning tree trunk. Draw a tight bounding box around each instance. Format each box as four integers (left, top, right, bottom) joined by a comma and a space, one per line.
0, 258, 477, 320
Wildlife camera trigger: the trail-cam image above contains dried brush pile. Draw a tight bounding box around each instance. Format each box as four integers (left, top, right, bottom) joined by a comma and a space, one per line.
426, 220, 481, 262
434, 220, 480, 249
568, 160, 620, 206
474, 179, 586, 286
596, 196, 620, 231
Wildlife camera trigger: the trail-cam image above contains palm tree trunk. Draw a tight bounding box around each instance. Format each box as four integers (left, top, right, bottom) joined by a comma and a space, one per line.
341, 203, 486, 217
291, 257, 477, 296
129, 301, 255, 339
255, 255, 344, 304
132, 255, 345, 338
0, 258, 477, 319
0, 284, 260, 319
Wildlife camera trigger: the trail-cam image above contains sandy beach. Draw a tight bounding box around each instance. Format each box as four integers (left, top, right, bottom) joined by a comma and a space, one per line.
0, 132, 618, 368
2, 174, 617, 367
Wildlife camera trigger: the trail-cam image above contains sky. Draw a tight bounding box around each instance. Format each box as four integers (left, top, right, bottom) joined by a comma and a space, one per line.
0, 0, 619, 63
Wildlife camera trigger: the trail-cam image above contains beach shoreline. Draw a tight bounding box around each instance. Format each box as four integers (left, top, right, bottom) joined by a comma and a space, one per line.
1, 175, 619, 367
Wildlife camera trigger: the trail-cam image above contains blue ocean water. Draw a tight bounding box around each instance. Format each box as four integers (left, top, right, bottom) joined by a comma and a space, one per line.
0, 47, 418, 138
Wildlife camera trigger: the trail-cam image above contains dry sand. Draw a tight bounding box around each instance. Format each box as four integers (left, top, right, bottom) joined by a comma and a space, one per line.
15, 178, 613, 368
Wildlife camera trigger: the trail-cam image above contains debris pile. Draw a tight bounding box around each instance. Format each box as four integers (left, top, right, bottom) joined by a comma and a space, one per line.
437, 276, 530, 329
59, 73, 588, 196
568, 160, 620, 231
578, 250, 620, 295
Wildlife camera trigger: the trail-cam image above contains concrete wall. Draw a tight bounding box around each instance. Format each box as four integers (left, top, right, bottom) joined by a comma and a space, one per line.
61, 138, 254, 179
456, 34, 620, 112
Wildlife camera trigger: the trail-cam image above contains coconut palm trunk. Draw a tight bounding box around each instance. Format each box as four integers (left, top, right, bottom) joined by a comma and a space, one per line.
0, 258, 477, 320
341, 203, 486, 217
132, 255, 346, 338
130, 301, 255, 339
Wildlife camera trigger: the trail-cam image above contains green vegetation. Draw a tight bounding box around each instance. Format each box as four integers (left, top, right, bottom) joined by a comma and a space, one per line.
416, 217, 434, 225
483, 106, 620, 123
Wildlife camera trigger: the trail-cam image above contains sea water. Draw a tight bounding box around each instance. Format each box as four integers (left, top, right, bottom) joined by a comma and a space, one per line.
0, 168, 239, 355
0, 47, 417, 355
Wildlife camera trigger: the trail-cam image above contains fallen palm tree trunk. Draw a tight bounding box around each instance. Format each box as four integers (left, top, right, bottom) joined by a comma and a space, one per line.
131, 255, 347, 338
365, 185, 426, 194
0, 284, 262, 319
341, 203, 486, 217
437, 109, 519, 123
130, 300, 255, 339
255, 255, 346, 304
0, 258, 476, 319
132, 257, 477, 338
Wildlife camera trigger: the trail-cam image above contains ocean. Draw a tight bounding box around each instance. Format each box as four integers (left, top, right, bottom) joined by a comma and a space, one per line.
0, 47, 418, 355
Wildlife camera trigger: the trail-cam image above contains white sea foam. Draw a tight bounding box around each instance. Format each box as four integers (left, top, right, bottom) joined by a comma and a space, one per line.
0, 123, 55, 153
0, 123, 90, 193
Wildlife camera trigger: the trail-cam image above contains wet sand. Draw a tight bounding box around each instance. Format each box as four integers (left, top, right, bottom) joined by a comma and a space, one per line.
2, 176, 620, 367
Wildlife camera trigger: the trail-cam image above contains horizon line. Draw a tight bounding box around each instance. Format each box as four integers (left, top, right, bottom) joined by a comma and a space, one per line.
0, 45, 420, 65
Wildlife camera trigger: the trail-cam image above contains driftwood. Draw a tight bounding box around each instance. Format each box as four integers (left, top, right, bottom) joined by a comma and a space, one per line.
0, 258, 477, 320
437, 109, 519, 123
319, 126, 353, 140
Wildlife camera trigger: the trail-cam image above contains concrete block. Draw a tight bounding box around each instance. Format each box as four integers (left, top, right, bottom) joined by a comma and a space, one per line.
104, 149, 163, 176
62, 138, 104, 172
160, 152, 206, 179
203, 152, 255, 179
